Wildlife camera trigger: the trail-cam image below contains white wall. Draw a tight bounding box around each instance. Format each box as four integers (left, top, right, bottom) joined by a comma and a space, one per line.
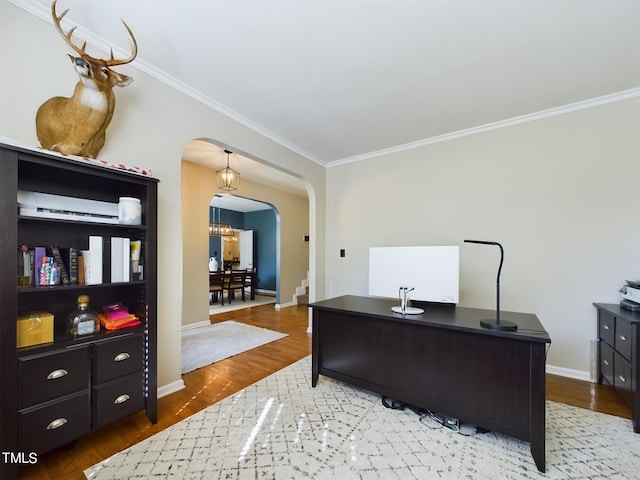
0, 2, 326, 392
326, 97, 640, 378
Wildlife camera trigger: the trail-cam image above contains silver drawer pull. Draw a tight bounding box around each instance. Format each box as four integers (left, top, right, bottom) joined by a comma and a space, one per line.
46, 418, 67, 430
603, 359, 611, 366
618, 375, 627, 383
114, 352, 130, 362
114, 394, 130, 405
604, 324, 610, 330
619, 335, 628, 341
46, 369, 68, 380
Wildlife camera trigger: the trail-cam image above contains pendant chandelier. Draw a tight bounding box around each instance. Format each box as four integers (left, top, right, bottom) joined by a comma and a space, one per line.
216, 149, 240, 191
209, 198, 234, 237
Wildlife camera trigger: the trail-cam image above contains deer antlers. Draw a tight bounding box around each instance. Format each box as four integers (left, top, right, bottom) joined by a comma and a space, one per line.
51, 0, 137, 66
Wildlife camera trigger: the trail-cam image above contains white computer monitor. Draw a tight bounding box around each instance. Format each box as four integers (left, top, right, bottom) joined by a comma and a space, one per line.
368, 246, 459, 304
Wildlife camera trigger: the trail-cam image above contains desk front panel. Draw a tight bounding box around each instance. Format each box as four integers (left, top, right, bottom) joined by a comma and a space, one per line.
314, 308, 536, 441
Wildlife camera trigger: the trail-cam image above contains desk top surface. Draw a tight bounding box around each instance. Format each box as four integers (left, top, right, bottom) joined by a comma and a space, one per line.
311, 295, 551, 344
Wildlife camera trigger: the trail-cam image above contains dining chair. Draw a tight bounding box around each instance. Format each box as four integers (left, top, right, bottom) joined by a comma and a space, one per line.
243, 267, 256, 299
225, 270, 247, 303
209, 272, 225, 305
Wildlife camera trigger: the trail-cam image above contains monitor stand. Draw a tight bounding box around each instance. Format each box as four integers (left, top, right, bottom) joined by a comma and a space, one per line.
391, 305, 424, 315
391, 286, 425, 315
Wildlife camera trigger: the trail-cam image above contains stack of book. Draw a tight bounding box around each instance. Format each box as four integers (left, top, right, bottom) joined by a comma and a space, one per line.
98, 302, 141, 331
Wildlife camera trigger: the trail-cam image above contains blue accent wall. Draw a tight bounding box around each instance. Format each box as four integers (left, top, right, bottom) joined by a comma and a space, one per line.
245, 209, 277, 291
209, 207, 277, 291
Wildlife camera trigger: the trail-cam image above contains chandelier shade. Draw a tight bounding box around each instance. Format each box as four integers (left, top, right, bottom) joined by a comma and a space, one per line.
209, 221, 234, 236
209, 197, 235, 236
216, 149, 240, 191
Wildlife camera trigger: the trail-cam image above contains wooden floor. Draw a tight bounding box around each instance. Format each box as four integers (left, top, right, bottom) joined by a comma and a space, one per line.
18, 304, 632, 479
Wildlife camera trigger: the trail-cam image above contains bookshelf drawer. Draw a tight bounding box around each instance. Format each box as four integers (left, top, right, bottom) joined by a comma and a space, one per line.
92, 372, 144, 429
18, 346, 89, 408
19, 391, 90, 455
93, 333, 143, 384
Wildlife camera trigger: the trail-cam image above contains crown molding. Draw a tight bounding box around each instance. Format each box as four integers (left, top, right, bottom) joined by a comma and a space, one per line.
327, 87, 640, 168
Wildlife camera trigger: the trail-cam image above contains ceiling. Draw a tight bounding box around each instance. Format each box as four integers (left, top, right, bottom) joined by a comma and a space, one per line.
14, 0, 640, 191
211, 193, 272, 213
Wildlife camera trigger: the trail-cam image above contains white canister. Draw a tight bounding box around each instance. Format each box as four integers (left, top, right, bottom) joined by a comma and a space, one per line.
118, 197, 142, 225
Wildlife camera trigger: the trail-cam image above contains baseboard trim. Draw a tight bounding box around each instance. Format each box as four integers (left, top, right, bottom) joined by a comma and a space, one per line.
256, 289, 276, 296
158, 379, 185, 398
546, 364, 591, 382
276, 300, 296, 310
181, 320, 211, 331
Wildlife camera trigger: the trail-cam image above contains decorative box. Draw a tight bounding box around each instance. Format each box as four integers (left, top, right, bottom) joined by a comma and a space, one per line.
17, 310, 54, 348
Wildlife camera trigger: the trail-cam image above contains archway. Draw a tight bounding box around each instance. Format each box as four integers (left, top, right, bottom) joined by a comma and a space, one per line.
180, 138, 311, 330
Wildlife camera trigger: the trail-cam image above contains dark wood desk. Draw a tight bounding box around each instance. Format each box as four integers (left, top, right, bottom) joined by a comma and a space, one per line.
310, 295, 551, 472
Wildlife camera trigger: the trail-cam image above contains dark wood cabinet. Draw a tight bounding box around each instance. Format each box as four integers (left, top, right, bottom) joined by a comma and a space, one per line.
594, 303, 639, 430
18, 345, 90, 408
0, 143, 158, 478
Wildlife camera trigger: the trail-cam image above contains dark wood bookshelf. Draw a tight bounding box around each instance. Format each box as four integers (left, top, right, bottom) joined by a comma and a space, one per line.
0, 143, 158, 479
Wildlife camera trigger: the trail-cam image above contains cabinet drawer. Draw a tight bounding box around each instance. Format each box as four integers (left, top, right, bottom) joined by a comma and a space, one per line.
614, 352, 633, 407
600, 341, 615, 386
18, 391, 90, 455
92, 372, 144, 429
18, 346, 89, 408
93, 333, 143, 384
599, 310, 615, 346
615, 318, 632, 362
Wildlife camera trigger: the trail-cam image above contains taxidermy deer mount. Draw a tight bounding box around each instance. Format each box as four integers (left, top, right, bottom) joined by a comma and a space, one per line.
36, 0, 137, 158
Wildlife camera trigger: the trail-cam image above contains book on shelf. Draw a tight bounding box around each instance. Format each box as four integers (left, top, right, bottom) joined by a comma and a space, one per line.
86, 236, 103, 284
130, 240, 142, 280
110, 237, 131, 283
80, 249, 91, 285
49, 246, 70, 285
59, 247, 79, 284
33, 246, 46, 286
78, 254, 86, 285
28, 250, 34, 285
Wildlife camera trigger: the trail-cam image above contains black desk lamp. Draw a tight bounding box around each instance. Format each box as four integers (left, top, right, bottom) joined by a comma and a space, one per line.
464, 240, 518, 332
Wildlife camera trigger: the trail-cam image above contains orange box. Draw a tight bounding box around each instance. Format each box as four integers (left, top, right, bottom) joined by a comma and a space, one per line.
17, 311, 54, 348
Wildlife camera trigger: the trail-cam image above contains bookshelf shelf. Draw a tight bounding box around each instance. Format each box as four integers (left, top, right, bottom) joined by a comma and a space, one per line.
18, 215, 148, 230
0, 143, 158, 478
17, 280, 147, 293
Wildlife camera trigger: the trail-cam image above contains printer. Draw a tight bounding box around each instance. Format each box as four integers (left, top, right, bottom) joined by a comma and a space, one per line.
17, 190, 119, 224
620, 281, 640, 311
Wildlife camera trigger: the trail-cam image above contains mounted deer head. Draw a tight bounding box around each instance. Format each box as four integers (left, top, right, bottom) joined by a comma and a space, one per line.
36, 0, 137, 158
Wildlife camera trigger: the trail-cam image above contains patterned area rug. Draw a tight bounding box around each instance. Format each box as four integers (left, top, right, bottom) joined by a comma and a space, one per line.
86, 356, 640, 479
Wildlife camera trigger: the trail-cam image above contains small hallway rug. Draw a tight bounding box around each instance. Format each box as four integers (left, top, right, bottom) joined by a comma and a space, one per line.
86, 356, 640, 479
209, 294, 276, 315
180, 320, 287, 374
